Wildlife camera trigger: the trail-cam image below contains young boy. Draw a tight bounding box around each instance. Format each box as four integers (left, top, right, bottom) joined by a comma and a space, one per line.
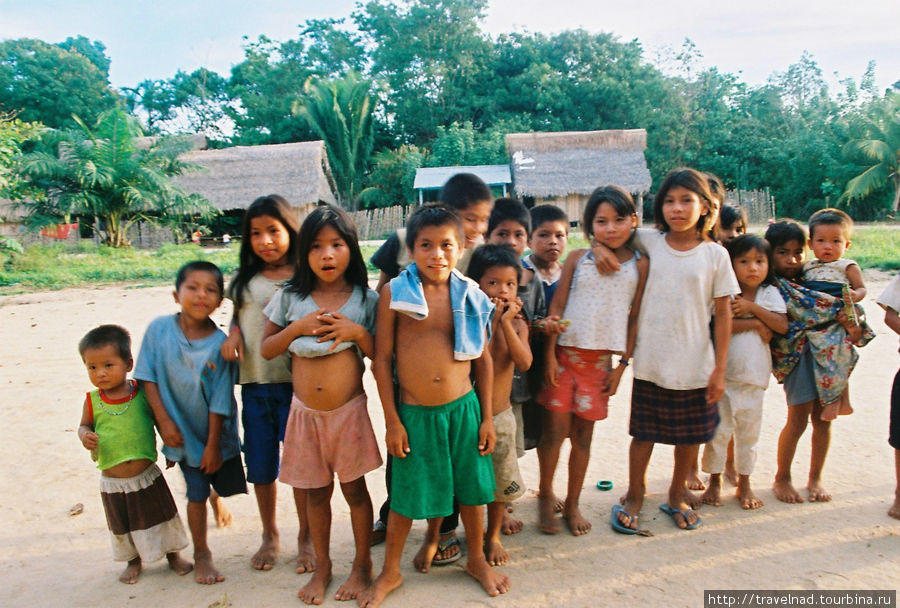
467, 244, 532, 565
877, 272, 900, 518
370, 172, 494, 562
523, 204, 569, 305
361, 205, 509, 607
78, 324, 191, 584
134, 261, 247, 585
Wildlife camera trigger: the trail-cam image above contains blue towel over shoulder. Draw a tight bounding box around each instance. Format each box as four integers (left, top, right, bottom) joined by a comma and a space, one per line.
389, 262, 494, 360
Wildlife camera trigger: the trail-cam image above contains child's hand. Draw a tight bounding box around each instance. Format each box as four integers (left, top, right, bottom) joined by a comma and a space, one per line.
601, 365, 625, 397
539, 315, 568, 335
158, 419, 184, 448
478, 419, 496, 455
500, 298, 522, 323
590, 239, 620, 274
220, 328, 244, 362
314, 312, 363, 351
706, 368, 726, 404
165, 458, 176, 469
731, 295, 754, 318
80, 429, 99, 450
544, 353, 560, 387
290, 308, 329, 338
385, 422, 410, 459
754, 321, 774, 344
199, 444, 223, 475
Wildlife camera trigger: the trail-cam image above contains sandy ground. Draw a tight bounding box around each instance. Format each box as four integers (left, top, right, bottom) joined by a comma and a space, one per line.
2, 274, 899, 608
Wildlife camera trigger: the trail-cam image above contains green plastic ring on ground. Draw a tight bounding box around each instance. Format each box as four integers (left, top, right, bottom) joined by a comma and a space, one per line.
596, 480, 613, 491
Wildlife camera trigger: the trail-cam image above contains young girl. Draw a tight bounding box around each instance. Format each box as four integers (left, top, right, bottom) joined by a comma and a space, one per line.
219, 195, 314, 572
614, 168, 739, 533
718, 204, 748, 244
700, 235, 787, 509
261, 205, 381, 605
538, 185, 648, 535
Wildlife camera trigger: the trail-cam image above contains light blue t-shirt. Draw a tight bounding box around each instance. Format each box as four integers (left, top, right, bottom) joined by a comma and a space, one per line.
134, 314, 240, 468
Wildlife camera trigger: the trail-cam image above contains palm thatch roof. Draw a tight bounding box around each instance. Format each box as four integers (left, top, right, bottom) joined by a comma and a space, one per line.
174, 141, 337, 210
505, 129, 651, 197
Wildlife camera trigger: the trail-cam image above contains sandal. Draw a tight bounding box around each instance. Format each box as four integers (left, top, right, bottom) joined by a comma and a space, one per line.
371, 519, 387, 546
432, 533, 462, 566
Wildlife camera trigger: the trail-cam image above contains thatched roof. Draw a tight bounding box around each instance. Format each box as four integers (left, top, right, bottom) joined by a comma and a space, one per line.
505, 129, 651, 197
174, 141, 337, 211
413, 165, 511, 190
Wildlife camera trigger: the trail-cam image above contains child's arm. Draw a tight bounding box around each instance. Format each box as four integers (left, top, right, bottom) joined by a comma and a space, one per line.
314, 312, 375, 358
603, 254, 649, 397
845, 263, 867, 302
499, 299, 532, 371
260, 309, 326, 360
731, 295, 789, 335
220, 315, 243, 362
77, 397, 98, 450
886, 307, 900, 336
472, 342, 495, 456
732, 317, 773, 343
373, 286, 409, 458
542, 250, 582, 334
199, 412, 226, 474
708, 295, 732, 404
141, 380, 184, 448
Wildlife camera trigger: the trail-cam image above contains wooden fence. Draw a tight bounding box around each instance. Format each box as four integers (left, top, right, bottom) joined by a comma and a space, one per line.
350, 205, 410, 240
730, 189, 776, 225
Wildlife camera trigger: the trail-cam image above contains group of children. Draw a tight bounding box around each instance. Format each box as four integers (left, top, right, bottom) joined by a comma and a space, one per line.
77, 168, 900, 606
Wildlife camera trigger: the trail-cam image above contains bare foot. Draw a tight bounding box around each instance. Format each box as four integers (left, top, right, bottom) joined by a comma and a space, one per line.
299, 559, 332, 605
501, 511, 523, 535
251, 533, 279, 571
297, 532, 316, 573
484, 538, 509, 566
166, 552, 193, 576
838, 394, 854, 416
685, 469, 706, 491
465, 557, 511, 597
209, 495, 233, 528
666, 501, 700, 529
615, 501, 640, 531
538, 492, 562, 534
773, 478, 804, 504
413, 531, 459, 572
701, 474, 723, 506
564, 503, 592, 536
540, 491, 565, 513
888, 493, 900, 520
335, 561, 371, 601
737, 481, 764, 510
723, 461, 739, 486
807, 481, 832, 502
119, 557, 142, 584
820, 401, 839, 422
357, 570, 403, 608
682, 488, 702, 509
194, 550, 225, 585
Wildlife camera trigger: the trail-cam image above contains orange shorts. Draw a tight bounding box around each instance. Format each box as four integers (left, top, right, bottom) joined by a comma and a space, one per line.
538, 346, 612, 421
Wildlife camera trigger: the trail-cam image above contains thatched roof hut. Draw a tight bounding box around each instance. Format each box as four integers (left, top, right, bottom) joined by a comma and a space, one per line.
174, 141, 337, 211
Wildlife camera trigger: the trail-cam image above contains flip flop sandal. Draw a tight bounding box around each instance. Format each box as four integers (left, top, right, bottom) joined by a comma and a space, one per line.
371, 519, 387, 546
432, 534, 462, 566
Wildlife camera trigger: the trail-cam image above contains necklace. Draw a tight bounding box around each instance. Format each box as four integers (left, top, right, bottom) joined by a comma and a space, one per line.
97, 380, 134, 416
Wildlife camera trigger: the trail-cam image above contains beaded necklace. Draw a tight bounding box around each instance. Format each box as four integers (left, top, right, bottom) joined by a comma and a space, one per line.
97, 380, 135, 416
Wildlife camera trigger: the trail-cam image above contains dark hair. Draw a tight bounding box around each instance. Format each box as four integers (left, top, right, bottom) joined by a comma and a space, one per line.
726, 234, 775, 285
705, 172, 726, 204
405, 204, 465, 250
230, 195, 299, 310
285, 205, 368, 299
176, 261, 224, 295
654, 168, 718, 237
79, 324, 132, 361
808, 207, 853, 240
466, 243, 522, 285
438, 173, 493, 210
719, 204, 748, 233
582, 185, 637, 239
764, 219, 807, 249
529, 204, 568, 232
488, 197, 531, 237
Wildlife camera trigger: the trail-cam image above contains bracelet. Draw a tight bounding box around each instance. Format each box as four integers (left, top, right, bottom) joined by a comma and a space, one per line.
618, 357, 630, 367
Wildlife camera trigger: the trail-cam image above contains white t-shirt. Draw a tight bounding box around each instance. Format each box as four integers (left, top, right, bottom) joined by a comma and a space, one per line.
633, 230, 740, 390
227, 273, 292, 385
876, 273, 900, 354
726, 284, 787, 388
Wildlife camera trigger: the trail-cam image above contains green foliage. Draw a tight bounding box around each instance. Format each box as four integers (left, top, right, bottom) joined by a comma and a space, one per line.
841, 92, 900, 214
360, 144, 424, 208
0, 114, 43, 200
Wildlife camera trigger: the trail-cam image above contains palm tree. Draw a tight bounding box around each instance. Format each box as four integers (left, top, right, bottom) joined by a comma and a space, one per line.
15, 108, 214, 246
841, 93, 900, 214
293, 73, 375, 211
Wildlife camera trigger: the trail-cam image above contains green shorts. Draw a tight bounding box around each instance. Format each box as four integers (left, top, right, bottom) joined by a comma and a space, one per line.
390, 389, 496, 520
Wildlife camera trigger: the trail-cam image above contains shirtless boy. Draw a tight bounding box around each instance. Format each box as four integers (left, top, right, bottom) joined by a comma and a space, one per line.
360, 205, 510, 607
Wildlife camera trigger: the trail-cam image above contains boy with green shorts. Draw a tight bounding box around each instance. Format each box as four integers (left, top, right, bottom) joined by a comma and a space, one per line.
361, 205, 510, 608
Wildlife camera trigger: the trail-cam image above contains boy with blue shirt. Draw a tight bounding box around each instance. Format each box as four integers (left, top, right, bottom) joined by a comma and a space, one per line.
135, 261, 247, 585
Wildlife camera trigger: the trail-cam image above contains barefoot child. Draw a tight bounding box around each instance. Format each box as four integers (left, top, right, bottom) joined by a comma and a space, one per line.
220, 195, 314, 573
77, 325, 191, 584
534, 186, 649, 536
362, 205, 509, 607
134, 261, 247, 585
261, 205, 382, 604
467, 244, 532, 565
700, 235, 787, 510
877, 273, 900, 519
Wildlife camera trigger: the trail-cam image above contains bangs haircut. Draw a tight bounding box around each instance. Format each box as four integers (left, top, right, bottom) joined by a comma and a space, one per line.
808, 208, 853, 240
176, 261, 224, 295
530, 204, 568, 231
582, 185, 636, 239
654, 167, 718, 236
285, 204, 368, 300
726, 234, 775, 285
488, 197, 531, 237
438, 173, 493, 210
719, 204, 748, 233
764, 219, 807, 249
232, 194, 299, 309
466, 243, 522, 285
405, 204, 464, 250
79, 324, 132, 361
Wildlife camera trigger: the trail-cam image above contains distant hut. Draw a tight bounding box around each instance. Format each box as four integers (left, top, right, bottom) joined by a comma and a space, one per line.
505, 129, 652, 225
413, 165, 512, 205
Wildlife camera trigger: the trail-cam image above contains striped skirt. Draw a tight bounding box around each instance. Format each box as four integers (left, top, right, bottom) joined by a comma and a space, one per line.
629, 379, 719, 445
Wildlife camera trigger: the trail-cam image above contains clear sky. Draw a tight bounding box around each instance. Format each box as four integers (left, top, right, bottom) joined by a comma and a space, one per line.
1, 0, 897, 93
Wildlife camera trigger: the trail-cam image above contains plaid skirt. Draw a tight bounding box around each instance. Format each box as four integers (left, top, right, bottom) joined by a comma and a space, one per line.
629, 379, 719, 445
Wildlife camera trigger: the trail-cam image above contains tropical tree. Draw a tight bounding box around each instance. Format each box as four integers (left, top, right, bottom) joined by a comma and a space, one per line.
14, 108, 215, 247
841, 93, 900, 214
293, 72, 375, 210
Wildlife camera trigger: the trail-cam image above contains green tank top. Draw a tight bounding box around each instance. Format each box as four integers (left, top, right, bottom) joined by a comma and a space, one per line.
90, 381, 157, 470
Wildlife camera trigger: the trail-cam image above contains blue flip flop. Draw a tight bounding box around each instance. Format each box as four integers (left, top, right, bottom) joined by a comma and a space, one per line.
659, 503, 701, 530
610, 504, 639, 535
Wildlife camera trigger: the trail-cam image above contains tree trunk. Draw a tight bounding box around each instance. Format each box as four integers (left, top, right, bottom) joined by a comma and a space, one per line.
892, 176, 899, 213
